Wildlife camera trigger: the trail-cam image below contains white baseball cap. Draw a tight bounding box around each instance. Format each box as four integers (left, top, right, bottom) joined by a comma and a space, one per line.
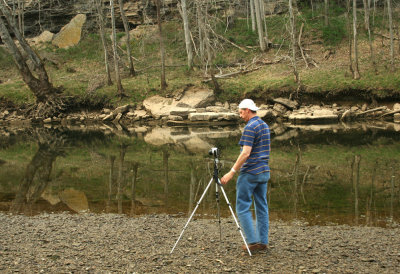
238, 99, 259, 111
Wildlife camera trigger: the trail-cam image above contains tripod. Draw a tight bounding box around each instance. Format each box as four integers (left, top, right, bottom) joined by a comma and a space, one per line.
170, 151, 252, 256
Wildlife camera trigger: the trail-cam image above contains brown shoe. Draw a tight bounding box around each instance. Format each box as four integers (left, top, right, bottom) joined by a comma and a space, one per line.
242, 243, 267, 251
256, 243, 267, 250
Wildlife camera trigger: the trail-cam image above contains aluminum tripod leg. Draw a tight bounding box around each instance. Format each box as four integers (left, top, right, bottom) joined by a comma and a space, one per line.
218, 178, 252, 256
170, 177, 214, 254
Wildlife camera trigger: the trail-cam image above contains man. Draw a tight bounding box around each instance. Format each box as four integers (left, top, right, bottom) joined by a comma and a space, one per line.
221, 99, 271, 252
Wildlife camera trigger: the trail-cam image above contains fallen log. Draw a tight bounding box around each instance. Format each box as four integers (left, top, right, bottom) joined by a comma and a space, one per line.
355, 107, 386, 116
202, 67, 262, 83
379, 109, 400, 118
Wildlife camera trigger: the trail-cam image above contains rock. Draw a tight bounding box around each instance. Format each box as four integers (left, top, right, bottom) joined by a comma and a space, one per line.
178, 87, 215, 108
273, 103, 287, 113
43, 118, 52, 123
273, 97, 299, 110
28, 30, 54, 45
113, 104, 130, 115
393, 103, 400, 111
143, 95, 175, 117
176, 102, 191, 108
59, 188, 89, 213
257, 109, 274, 120
230, 103, 238, 111
188, 112, 220, 121
394, 113, 400, 123
361, 103, 368, 111
52, 14, 87, 49
134, 110, 148, 119
289, 108, 339, 124
144, 87, 214, 117
41, 189, 61, 205
129, 25, 158, 39
350, 106, 359, 112
205, 106, 229, 113
170, 107, 196, 118
168, 115, 184, 121
221, 113, 239, 121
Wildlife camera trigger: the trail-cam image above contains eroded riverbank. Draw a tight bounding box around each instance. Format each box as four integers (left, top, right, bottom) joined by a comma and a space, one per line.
0, 213, 399, 273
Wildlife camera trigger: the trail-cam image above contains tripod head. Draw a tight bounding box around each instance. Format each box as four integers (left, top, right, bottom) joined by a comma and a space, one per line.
209, 147, 222, 185
208, 147, 220, 158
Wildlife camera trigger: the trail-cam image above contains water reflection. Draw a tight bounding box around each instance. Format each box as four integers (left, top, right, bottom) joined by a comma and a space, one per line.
0, 122, 399, 227
10, 128, 66, 214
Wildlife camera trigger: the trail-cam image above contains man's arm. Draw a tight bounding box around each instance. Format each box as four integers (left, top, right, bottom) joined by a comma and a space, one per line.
220, 145, 252, 185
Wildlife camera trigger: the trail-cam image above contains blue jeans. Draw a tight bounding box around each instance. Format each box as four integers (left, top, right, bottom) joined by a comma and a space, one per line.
236, 172, 270, 244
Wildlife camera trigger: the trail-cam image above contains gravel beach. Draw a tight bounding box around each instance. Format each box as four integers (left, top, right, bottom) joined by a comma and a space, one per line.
0, 213, 399, 273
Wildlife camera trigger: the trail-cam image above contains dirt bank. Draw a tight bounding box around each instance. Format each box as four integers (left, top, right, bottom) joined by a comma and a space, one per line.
0, 213, 399, 273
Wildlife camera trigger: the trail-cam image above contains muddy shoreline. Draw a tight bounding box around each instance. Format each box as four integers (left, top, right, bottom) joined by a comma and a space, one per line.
0, 213, 399, 273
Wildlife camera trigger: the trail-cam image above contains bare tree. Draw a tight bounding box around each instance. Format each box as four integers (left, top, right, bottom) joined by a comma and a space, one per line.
260, 0, 269, 48
289, 0, 299, 83
250, 0, 256, 31
324, 0, 329, 26
110, 0, 126, 96
0, 1, 63, 117
352, 0, 361, 79
118, 0, 136, 76
17, 0, 23, 36
94, 0, 113, 85
155, 0, 167, 90
387, 0, 394, 71
363, 0, 377, 73
254, 0, 266, 51
179, 0, 193, 70
346, 0, 355, 76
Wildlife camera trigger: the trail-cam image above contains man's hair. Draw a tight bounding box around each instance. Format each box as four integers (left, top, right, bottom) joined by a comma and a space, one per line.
240, 108, 257, 114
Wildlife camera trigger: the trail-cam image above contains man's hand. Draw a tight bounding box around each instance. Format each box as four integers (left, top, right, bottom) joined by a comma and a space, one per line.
221, 171, 234, 185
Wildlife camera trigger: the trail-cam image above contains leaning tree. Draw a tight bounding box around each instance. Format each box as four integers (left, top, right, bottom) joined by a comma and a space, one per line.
0, 0, 64, 118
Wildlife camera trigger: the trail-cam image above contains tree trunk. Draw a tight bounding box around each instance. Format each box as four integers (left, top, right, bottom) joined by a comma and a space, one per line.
17, 0, 23, 36
346, 0, 354, 76
324, 0, 329, 26
254, 0, 266, 51
352, 0, 361, 79
110, 0, 125, 96
180, 0, 193, 70
261, 0, 269, 49
289, 0, 299, 83
95, 0, 113, 85
155, 0, 167, 90
118, 0, 136, 76
250, 0, 256, 32
387, 0, 394, 71
196, 1, 205, 62
363, 0, 377, 73
0, 2, 63, 117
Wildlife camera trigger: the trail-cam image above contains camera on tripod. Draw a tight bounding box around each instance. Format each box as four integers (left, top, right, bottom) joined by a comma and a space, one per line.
209, 147, 220, 158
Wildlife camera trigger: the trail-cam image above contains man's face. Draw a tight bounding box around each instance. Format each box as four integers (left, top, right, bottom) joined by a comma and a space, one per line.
239, 108, 250, 122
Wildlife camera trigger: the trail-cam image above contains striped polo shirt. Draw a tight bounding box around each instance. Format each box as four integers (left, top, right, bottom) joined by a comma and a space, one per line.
239, 116, 270, 175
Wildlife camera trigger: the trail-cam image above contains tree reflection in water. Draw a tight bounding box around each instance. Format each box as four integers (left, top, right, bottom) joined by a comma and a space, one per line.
10, 129, 66, 214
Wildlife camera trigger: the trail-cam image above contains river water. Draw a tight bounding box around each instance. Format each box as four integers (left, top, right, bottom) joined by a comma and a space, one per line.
0, 121, 399, 227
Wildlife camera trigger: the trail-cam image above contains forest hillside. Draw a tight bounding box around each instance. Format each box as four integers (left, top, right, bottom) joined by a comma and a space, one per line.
1, 0, 400, 113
